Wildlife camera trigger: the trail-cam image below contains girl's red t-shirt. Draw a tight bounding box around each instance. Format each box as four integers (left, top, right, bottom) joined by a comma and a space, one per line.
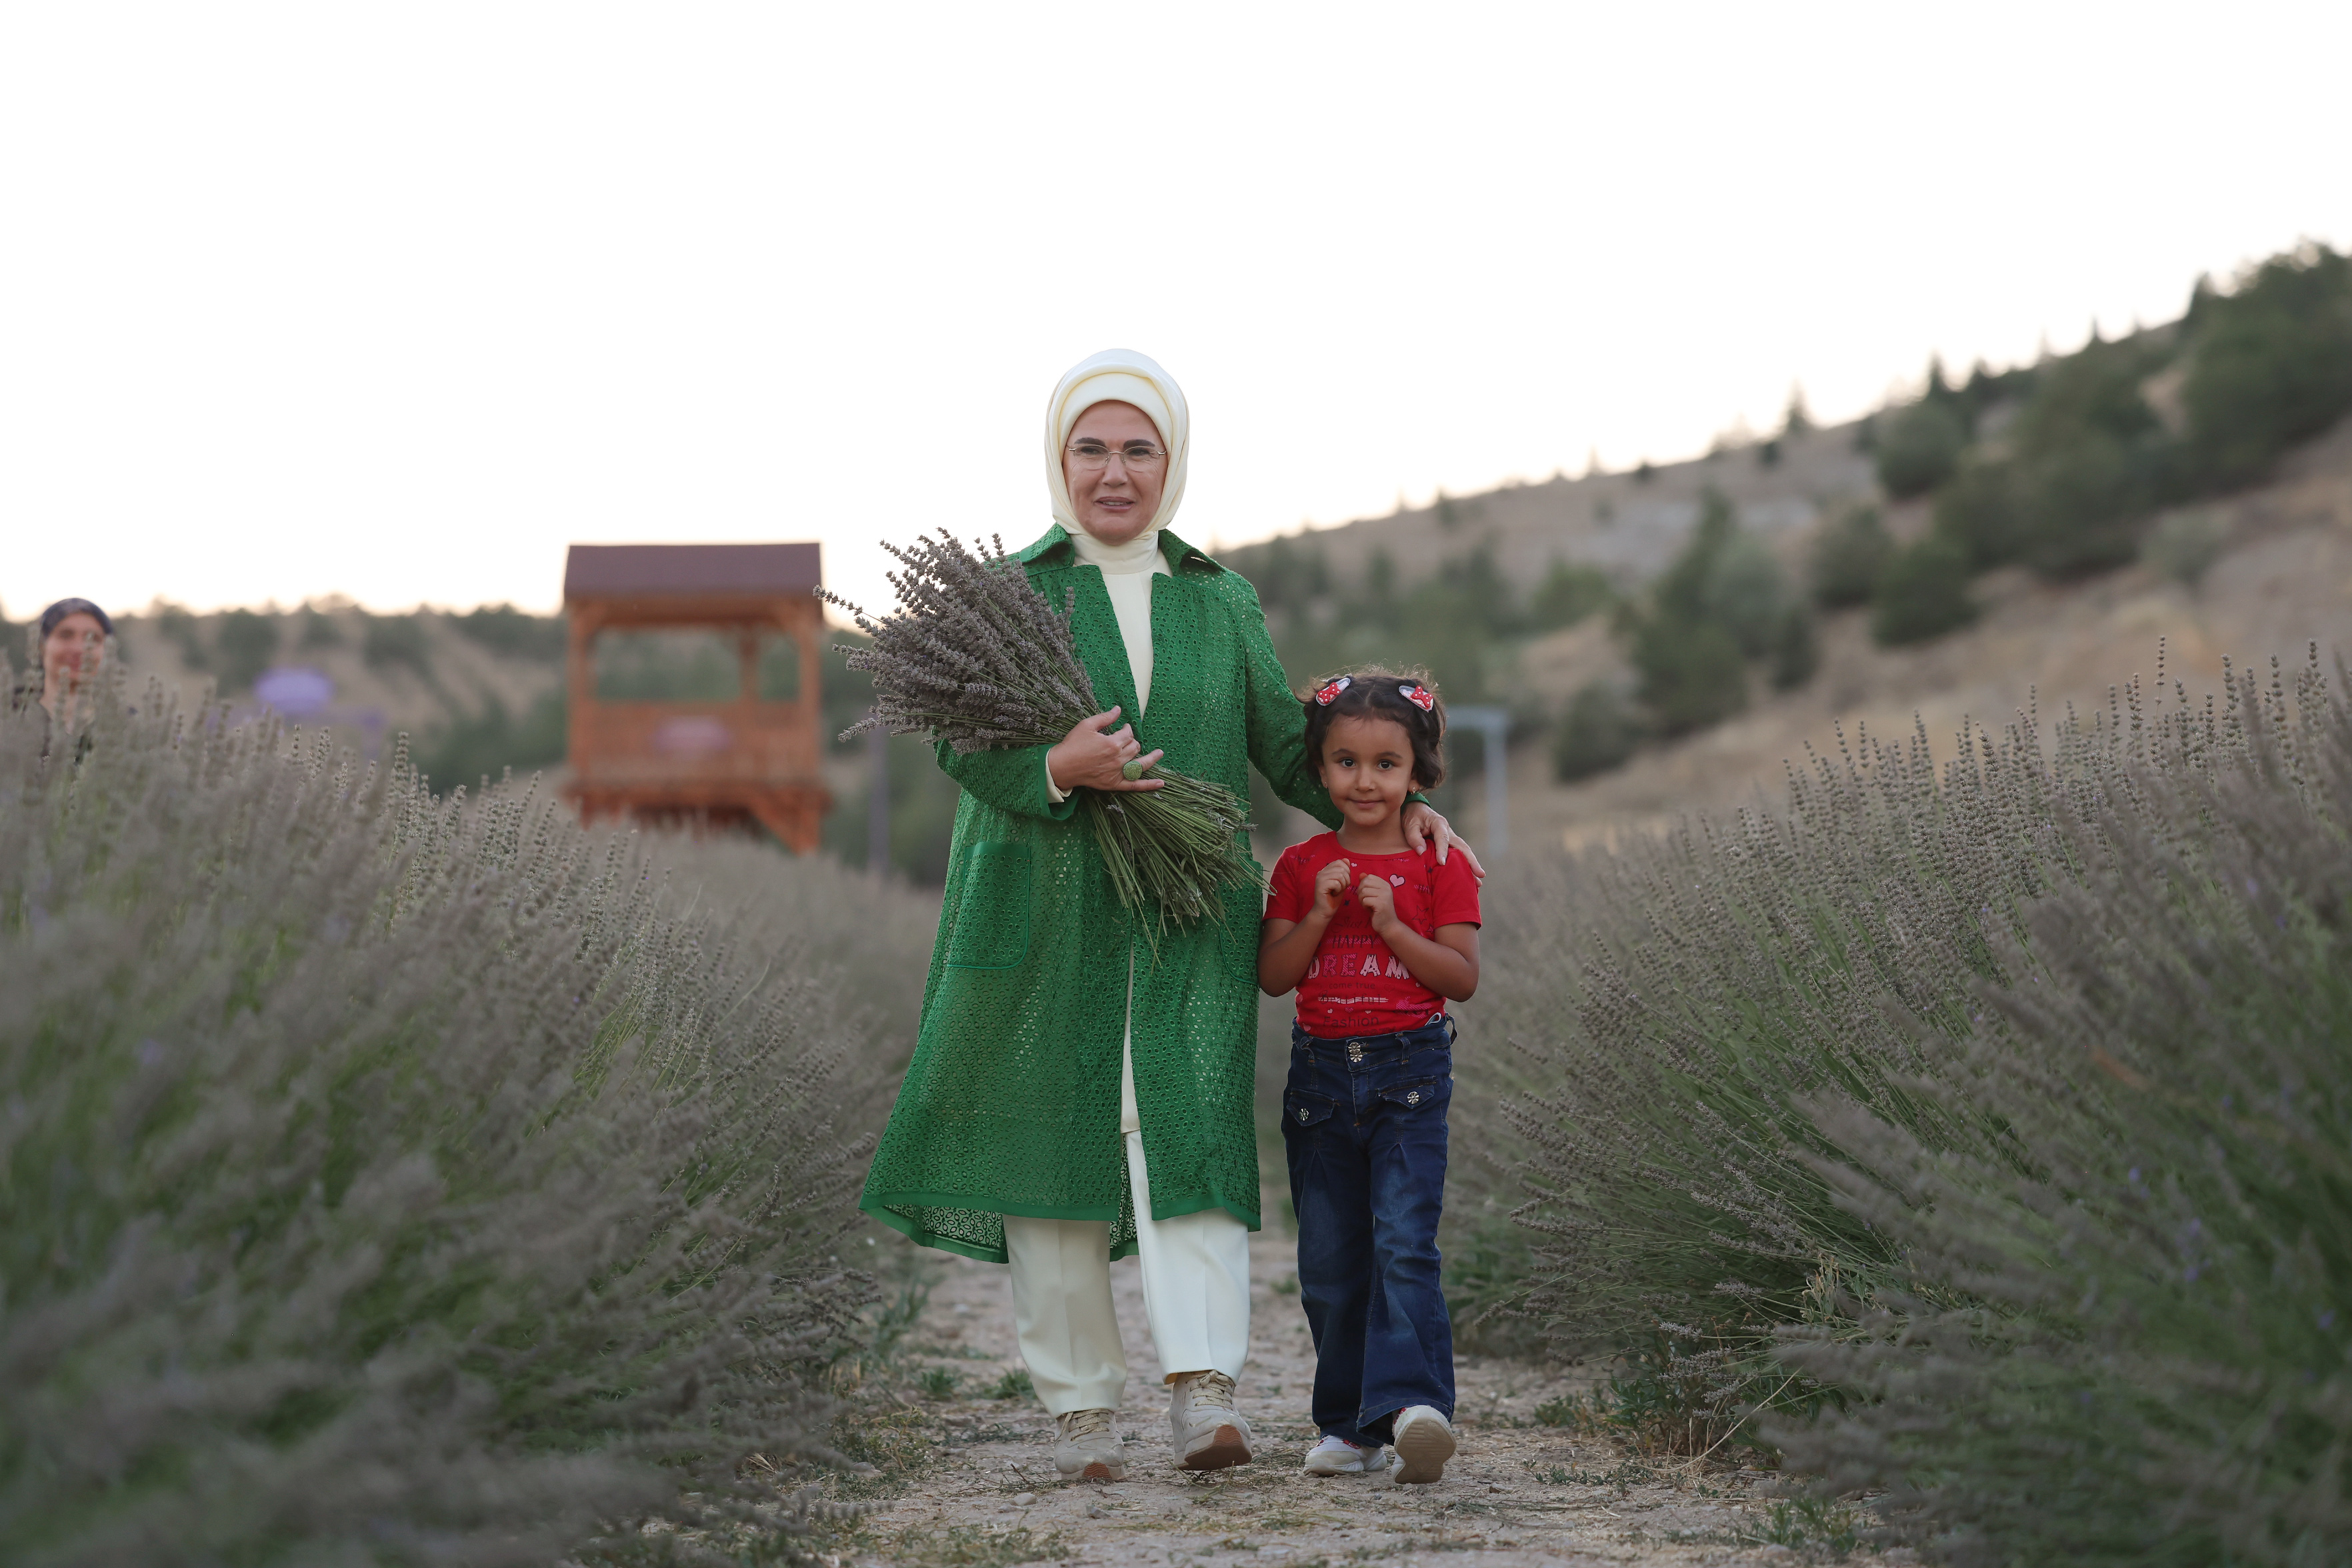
1265, 831, 1483, 1038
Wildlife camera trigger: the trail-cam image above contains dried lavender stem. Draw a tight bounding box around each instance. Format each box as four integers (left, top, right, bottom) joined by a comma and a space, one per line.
824, 535, 1259, 943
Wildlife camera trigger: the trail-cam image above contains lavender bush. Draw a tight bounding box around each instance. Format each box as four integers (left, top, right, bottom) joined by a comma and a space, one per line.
1461, 647, 2352, 1559
1468, 692, 2073, 1381
0, 673, 926, 1566
1773, 657, 2352, 1564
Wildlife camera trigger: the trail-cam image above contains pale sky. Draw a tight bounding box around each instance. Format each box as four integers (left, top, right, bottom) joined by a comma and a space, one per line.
5, 2, 2347, 619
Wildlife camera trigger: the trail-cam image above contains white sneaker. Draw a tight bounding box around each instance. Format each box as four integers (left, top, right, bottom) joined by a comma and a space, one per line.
1303, 1435, 1371, 1475
1053, 1408, 1128, 1482
1389, 1405, 1455, 1484
1168, 1371, 1253, 1470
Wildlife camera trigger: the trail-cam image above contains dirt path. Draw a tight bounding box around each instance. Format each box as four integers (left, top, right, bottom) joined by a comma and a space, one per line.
821, 1227, 1910, 1568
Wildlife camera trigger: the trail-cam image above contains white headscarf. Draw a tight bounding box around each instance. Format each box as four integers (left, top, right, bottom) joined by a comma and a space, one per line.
1044, 348, 1190, 540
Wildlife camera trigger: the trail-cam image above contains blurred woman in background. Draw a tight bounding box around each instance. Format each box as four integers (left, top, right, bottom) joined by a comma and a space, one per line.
31, 597, 113, 731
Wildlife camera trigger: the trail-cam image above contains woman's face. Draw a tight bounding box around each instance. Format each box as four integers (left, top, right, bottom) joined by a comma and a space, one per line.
43, 612, 107, 689
1063, 401, 1166, 546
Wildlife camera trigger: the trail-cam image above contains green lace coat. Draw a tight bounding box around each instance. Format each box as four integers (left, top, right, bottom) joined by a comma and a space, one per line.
859, 526, 1341, 1263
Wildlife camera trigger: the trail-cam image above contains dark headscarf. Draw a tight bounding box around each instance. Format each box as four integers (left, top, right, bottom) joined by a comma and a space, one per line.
39, 598, 115, 642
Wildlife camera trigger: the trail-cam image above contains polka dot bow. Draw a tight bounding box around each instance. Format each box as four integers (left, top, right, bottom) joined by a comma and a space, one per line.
1312, 677, 1353, 705
1398, 683, 1435, 711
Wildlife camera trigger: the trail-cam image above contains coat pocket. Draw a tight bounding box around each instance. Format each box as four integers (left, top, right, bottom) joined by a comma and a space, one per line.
944, 841, 1033, 969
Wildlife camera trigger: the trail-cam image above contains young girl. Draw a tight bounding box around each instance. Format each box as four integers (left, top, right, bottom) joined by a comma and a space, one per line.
1259, 670, 1479, 1485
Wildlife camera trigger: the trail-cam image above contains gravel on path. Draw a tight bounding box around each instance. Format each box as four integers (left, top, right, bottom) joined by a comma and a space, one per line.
815, 1227, 1911, 1568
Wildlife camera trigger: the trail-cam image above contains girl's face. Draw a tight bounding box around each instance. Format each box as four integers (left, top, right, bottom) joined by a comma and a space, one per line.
1316, 713, 1417, 831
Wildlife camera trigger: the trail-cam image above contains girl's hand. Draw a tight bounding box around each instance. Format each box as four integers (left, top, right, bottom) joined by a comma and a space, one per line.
1312, 858, 1353, 917
1047, 706, 1166, 793
1356, 873, 1398, 933
1401, 802, 1485, 880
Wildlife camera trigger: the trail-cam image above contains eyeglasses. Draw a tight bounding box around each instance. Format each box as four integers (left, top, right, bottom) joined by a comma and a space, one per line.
1065, 439, 1169, 472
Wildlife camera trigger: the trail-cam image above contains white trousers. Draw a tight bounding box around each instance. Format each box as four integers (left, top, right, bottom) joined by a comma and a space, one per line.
1005, 1036, 1251, 1415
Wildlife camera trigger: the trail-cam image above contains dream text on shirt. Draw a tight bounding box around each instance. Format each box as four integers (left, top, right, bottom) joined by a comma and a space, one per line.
1263, 831, 1483, 1038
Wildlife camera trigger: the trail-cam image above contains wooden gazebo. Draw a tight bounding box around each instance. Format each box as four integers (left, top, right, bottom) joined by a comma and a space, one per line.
562, 542, 832, 851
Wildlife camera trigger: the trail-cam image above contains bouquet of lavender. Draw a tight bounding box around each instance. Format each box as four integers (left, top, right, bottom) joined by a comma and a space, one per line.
825, 531, 1260, 940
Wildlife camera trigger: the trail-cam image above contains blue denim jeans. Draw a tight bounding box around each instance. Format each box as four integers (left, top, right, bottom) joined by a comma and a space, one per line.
1281, 1014, 1455, 1447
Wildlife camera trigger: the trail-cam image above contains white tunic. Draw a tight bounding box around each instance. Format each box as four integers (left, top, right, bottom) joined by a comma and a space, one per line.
1047, 527, 1171, 1137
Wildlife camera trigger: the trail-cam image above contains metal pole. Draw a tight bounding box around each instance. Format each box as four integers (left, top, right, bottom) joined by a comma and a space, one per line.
1487, 716, 1507, 857
867, 723, 890, 873
1447, 705, 1509, 857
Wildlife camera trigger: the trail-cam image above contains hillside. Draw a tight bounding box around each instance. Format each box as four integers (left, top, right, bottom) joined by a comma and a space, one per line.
1229, 411, 2352, 853
1516, 409, 2352, 851
11, 599, 570, 780
1255, 417, 1873, 599
1227, 243, 2352, 855
0, 594, 961, 876
125, 600, 557, 728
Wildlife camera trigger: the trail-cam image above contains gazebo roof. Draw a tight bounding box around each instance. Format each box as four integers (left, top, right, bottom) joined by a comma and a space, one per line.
564, 543, 822, 601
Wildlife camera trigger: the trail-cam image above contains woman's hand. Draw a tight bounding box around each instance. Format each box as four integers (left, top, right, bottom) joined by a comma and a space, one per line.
1047, 706, 1166, 793
1400, 802, 1485, 879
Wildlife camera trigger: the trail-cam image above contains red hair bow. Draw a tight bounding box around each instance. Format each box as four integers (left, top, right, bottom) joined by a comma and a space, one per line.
1312, 677, 1353, 706
1398, 683, 1435, 711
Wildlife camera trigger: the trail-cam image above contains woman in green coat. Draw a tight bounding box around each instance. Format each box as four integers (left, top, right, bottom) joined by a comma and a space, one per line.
859, 349, 1475, 1480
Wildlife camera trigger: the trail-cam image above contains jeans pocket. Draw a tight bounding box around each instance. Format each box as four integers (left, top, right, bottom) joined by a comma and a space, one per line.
1376, 1077, 1449, 1113
1283, 1089, 1338, 1131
